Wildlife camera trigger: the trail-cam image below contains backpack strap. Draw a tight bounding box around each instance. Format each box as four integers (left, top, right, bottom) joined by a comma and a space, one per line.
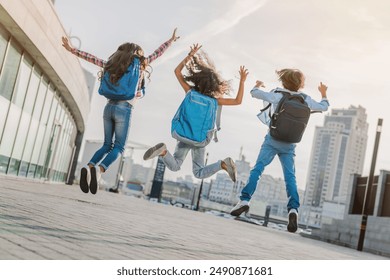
273, 91, 290, 117
258, 89, 288, 120
213, 105, 222, 143
260, 103, 271, 113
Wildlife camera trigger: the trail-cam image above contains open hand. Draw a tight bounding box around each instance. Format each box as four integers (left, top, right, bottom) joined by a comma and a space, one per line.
239, 66, 249, 82
171, 28, 180, 42
189, 43, 202, 56
61, 36, 73, 52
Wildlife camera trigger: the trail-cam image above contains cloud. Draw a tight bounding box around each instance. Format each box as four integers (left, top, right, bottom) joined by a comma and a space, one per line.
154, 0, 268, 66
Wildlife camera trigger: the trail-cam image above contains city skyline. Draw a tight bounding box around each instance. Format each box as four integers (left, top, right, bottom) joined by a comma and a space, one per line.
1, 0, 389, 269
55, 0, 390, 190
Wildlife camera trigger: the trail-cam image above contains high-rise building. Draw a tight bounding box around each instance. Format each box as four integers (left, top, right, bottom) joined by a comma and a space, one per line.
303, 105, 368, 227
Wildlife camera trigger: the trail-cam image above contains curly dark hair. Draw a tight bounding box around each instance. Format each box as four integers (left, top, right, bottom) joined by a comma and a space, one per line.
184, 51, 231, 98
100, 42, 151, 85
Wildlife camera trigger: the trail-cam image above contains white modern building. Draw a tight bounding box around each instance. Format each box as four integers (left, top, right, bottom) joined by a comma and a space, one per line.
303, 105, 368, 227
0, 0, 90, 183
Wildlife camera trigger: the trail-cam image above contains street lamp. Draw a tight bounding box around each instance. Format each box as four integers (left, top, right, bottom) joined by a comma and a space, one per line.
357, 118, 383, 251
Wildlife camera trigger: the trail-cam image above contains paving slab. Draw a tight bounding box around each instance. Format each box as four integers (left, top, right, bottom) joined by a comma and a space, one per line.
0, 176, 387, 260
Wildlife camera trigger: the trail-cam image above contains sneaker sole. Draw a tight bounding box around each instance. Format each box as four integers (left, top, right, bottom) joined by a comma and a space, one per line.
230, 205, 249, 217
89, 167, 98, 195
225, 158, 237, 182
79, 168, 89, 193
287, 213, 298, 233
143, 143, 165, 160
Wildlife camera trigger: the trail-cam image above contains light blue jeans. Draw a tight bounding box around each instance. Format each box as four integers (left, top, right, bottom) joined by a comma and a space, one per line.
240, 133, 300, 211
89, 101, 132, 171
162, 141, 222, 179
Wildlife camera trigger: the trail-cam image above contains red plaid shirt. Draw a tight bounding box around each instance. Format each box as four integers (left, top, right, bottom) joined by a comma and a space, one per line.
71, 38, 174, 96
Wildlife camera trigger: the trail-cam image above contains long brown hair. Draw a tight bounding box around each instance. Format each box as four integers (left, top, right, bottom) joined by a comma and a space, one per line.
184, 51, 231, 98
101, 42, 150, 85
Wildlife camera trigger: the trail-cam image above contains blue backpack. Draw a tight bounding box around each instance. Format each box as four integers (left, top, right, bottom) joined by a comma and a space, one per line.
98, 57, 144, 100
171, 90, 222, 147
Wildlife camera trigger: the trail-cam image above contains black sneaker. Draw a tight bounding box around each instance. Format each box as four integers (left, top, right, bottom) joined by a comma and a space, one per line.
287, 209, 298, 233
79, 167, 89, 193
89, 166, 101, 195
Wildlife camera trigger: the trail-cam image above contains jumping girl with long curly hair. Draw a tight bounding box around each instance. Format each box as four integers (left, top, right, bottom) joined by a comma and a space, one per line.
143, 44, 248, 182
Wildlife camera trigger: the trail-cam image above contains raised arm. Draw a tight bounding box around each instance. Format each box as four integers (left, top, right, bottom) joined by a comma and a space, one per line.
174, 43, 202, 93
146, 28, 180, 64
61, 36, 106, 68
305, 82, 329, 111
217, 66, 249, 106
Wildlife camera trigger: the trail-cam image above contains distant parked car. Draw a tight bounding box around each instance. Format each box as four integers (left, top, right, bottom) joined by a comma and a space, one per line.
300, 228, 312, 235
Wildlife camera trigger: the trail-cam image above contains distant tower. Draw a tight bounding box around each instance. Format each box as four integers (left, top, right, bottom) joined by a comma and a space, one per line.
239, 146, 243, 160
304, 105, 368, 226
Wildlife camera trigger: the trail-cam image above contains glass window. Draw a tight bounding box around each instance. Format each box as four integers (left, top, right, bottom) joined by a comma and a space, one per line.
40, 85, 54, 124
0, 57, 34, 165
43, 123, 61, 180
23, 67, 40, 114
30, 123, 45, 165
12, 56, 33, 107
0, 95, 9, 143
0, 41, 22, 101
51, 104, 65, 175
20, 70, 43, 166
38, 95, 58, 175
0, 29, 10, 141
0, 154, 9, 174
0, 104, 22, 158
22, 118, 38, 164
0, 26, 9, 71
30, 80, 49, 169
7, 158, 20, 175
11, 111, 30, 160
32, 78, 48, 120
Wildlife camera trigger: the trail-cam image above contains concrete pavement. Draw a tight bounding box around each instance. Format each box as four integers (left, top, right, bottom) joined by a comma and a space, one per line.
0, 176, 387, 260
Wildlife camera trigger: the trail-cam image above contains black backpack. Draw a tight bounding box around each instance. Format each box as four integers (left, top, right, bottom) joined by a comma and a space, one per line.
263, 90, 311, 143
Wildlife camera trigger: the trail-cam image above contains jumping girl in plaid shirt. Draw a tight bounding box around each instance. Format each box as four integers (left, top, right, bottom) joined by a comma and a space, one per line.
62, 28, 179, 195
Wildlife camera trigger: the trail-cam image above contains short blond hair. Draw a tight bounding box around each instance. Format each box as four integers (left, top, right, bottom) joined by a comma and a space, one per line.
276, 69, 304, 92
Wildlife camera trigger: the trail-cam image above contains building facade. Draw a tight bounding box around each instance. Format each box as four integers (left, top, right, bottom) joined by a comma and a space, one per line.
303, 105, 368, 227
0, 0, 90, 183
311, 170, 390, 257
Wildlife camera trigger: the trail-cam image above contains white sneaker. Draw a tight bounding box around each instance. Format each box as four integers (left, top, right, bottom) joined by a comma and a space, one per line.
230, 200, 250, 216
287, 209, 298, 233
89, 166, 102, 195
222, 157, 237, 182
143, 143, 166, 160
79, 166, 90, 193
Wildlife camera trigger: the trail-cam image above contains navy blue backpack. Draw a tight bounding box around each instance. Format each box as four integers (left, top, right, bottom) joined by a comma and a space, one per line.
98, 57, 144, 100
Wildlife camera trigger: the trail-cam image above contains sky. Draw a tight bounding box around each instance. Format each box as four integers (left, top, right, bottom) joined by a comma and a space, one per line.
55, 0, 390, 190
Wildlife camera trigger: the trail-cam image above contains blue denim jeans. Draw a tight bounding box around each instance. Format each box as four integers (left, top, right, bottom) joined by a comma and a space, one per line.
162, 141, 222, 179
240, 133, 300, 211
88, 101, 132, 171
